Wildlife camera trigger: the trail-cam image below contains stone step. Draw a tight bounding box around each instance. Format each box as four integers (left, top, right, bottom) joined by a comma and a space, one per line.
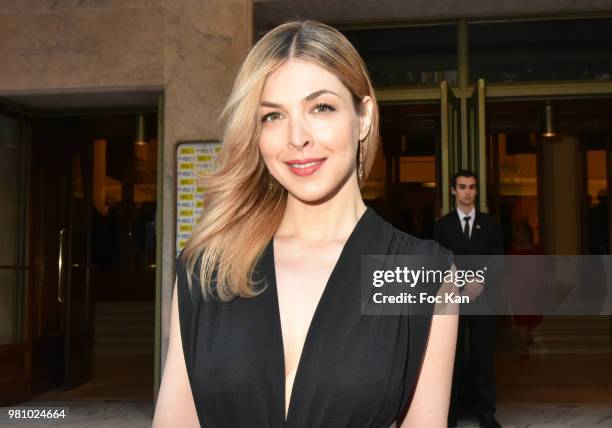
496, 316, 611, 356
93, 302, 155, 355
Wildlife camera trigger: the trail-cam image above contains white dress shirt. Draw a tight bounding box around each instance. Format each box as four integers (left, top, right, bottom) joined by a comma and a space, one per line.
456, 206, 476, 239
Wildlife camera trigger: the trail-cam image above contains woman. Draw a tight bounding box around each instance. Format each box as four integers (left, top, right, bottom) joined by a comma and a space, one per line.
154, 21, 458, 427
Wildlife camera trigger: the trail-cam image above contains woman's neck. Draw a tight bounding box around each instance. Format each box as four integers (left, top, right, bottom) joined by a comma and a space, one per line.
277, 178, 366, 243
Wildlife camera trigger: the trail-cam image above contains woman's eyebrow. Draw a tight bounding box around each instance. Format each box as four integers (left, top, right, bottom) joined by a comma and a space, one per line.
260, 89, 341, 108
260, 101, 281, 108
304, 89, 340, 101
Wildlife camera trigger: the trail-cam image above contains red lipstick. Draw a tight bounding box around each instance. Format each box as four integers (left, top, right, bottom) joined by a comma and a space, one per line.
284, 157, 326, 177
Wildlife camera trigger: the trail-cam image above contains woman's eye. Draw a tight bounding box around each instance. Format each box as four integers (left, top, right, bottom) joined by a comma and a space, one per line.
314, 103, 335, 113
261, 112, 281, 122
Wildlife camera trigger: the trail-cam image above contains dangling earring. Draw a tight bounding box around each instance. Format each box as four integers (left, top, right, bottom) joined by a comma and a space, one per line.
266, 169, 275, 193
358, 139, 365, 183
268, 176, 275, 193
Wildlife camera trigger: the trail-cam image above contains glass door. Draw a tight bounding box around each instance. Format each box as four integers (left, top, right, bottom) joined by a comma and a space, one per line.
373, 102, 440, 238
62, 134, 94, 390
468, 78, 488, 213
440, 80, 462, 215
440, 79, 489, 215
0, 112, 31, 405
29, 118, 95, 395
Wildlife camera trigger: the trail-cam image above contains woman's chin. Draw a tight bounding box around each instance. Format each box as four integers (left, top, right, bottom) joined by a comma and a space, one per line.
286, 185, 336, 205
283, 172, 357, 205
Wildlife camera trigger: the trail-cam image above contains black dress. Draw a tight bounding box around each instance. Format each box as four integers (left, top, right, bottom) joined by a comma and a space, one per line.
176, 207, 453, 428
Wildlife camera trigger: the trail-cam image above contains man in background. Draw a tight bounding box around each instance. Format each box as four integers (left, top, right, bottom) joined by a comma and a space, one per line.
434, 169, 504, 428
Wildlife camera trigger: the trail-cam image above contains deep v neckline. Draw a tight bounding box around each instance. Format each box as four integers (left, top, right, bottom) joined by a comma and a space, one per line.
268, 207, 373, 424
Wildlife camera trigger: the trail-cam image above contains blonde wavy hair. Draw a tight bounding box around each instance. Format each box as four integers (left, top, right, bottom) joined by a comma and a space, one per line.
182, 20, 380, 301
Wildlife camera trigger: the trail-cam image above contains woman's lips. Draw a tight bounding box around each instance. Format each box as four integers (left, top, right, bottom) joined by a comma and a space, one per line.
285, 158, 326, 177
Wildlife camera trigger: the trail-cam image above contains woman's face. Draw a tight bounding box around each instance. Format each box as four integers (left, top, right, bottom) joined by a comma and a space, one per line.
258, 59, 372, 203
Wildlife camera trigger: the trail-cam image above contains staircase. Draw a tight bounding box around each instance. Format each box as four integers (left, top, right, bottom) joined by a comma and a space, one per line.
497, 315, 612, 356
93, 302, 155, 355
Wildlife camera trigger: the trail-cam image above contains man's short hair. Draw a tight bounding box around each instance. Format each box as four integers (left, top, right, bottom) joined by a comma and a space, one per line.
452, 169, 478, 189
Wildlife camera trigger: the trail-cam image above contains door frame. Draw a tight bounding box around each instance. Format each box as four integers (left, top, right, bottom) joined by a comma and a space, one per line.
377, 80, 612, 103
153, 93, 165, 401
376, 79, 612, 220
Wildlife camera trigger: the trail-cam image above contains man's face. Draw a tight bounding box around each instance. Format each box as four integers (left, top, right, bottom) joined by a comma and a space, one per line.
452, 176, 477, 206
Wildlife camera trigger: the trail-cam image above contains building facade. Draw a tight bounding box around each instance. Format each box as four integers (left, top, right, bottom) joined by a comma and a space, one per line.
1, 0, 611, 406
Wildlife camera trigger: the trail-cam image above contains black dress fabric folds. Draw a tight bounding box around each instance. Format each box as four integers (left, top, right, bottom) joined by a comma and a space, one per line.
175, 207, 453, 428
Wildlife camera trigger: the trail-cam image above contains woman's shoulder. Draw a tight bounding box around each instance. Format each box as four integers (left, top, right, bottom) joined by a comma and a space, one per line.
175, 251, 205, 308
372, 211, 454, 264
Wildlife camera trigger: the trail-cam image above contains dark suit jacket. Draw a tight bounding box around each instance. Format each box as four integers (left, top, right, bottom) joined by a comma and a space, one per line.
434, 209, 504, 313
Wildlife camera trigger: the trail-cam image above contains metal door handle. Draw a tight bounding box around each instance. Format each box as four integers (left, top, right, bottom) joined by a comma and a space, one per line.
58, 228, 67, 303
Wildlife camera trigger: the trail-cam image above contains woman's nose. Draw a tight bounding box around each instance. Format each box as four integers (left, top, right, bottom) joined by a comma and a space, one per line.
288, 115, 312, 150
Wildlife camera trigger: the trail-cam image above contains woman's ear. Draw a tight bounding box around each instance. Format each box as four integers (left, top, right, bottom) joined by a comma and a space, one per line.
358, 96, 373, 142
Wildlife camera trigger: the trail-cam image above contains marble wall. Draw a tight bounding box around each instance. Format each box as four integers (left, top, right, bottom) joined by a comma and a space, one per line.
0, 0, 163, 13
0, 6, 165, 92
160, 0, 252, 387
0, 0, 253, 402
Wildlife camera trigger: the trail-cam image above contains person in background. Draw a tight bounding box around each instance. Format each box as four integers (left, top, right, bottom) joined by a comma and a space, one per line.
434, 169, 504, 428
507, 218, 545, 359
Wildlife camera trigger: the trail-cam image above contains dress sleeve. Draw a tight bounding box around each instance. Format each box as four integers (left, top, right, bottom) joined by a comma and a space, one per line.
174, 253, 200, 390
174, 253, 207, 425
417, 239, 454, 306
403, 239, 454, 404
435, 240, 454, 272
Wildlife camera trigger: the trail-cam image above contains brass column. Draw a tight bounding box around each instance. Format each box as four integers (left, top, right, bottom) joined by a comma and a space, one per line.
457, 19, 469, 169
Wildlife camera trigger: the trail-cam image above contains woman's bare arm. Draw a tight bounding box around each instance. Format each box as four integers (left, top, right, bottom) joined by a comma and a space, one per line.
153, 281, 200, 427
400, 264, 459, 428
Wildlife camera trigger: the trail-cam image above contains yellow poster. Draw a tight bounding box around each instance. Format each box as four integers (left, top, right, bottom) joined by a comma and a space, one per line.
176, 141, 221, 256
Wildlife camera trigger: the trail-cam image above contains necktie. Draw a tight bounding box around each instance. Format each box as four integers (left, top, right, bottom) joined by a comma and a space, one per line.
463, 216, 471, 240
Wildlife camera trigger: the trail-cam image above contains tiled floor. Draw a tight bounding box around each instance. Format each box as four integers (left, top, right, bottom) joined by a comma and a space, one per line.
4, 321, 610, 427
474, 404, 612, 427
1, 401, 612, 427
496, 355, 612, 403
0, 400, 153, 427
33, 353, 154, 402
